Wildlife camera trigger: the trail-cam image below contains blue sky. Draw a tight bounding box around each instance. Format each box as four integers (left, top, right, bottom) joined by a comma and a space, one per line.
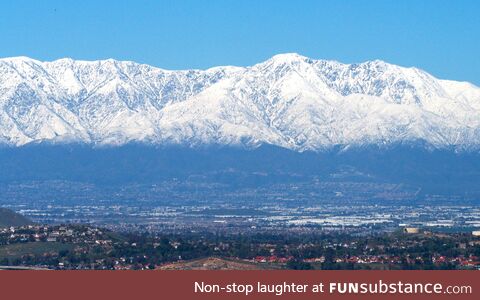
0, 0, 478, 84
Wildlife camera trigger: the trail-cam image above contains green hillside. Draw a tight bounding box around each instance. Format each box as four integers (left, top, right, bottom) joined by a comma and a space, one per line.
0, 208, 33, 227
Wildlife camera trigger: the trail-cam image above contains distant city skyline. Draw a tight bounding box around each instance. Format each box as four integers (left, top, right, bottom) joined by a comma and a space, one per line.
0, 0, 478, 85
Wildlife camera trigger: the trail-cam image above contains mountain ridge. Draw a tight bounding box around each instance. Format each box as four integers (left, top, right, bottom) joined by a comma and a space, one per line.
0, 207, 33, 227
1, 53, 479, 151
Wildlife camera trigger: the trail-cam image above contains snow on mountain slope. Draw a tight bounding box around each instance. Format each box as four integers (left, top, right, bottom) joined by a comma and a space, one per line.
0, 53, 479, 151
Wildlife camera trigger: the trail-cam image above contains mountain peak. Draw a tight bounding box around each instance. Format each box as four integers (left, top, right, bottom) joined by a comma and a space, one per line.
0, 56, 41, 65
268, 53, 310, 64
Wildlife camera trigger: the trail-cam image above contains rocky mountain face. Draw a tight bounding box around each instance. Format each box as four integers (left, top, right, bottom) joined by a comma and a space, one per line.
1, 53, 479, 151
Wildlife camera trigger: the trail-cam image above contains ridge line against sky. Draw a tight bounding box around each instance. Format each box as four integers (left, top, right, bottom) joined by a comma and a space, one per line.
1, 54, 479, 88
0, 0, 478, 85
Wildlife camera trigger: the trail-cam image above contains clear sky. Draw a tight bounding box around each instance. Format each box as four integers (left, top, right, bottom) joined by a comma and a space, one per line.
0, 0, 478, 85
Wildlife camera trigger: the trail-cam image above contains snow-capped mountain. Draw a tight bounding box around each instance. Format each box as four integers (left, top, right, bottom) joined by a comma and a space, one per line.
1, 53, 479, 151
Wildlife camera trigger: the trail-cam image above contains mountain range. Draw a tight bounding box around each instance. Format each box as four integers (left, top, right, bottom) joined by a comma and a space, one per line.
1, 53, 479, 152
